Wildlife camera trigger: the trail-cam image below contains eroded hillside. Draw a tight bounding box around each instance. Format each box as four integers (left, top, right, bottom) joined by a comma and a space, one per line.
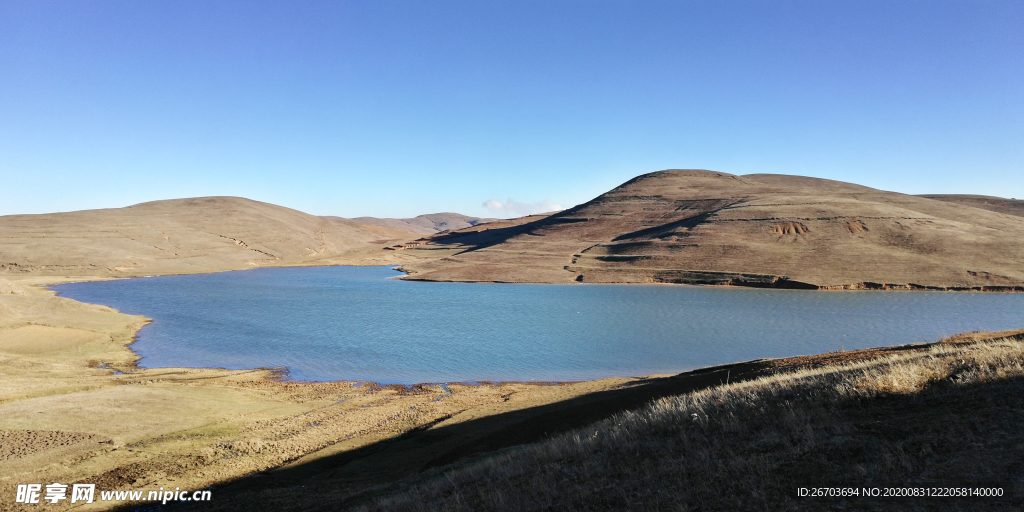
399, 170, 1024, 290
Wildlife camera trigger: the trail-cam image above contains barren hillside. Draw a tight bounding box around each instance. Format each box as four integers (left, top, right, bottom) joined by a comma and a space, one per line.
0, 197, 416, 278
919, 194, 1024, 218
399, 170, 1024, 290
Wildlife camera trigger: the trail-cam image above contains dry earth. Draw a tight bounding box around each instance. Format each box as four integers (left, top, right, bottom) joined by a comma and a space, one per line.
398, 170, 1024, 290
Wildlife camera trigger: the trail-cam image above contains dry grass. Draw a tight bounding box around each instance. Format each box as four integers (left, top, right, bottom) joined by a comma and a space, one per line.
400, 170, 1024, 290
362, 334, 1024, 511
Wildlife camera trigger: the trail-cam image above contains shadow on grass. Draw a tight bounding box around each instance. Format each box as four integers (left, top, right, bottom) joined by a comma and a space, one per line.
142, 359, 773, 512
419, 211, 599, 256
372, 375, 1024, 512
120, 338, 1024, 511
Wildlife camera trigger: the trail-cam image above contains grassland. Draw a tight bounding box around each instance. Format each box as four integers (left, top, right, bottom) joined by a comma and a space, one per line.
3, 173, 1023, 511
157, 330, 1024, 511
0, 197, 420, 279
353, 331, 1024, 511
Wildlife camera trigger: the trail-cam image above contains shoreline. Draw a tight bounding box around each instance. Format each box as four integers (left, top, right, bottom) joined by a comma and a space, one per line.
36, 265, 1024, 388
172, 328, 1024, 511
9, 248, 1024, 293
3, 269, 1024, 511
0, 274, 669, 511
397, 267, 1024, 292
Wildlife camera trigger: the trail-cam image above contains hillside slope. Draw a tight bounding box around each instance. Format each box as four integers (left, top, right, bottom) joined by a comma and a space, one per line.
358, 332, 1024, 512
919, 194, 1024, 218
399, 170, 1024, 290
0, 197, 413, 278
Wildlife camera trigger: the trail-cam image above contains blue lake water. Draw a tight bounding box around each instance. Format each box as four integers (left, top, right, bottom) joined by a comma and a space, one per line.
51, 266, 1024, 384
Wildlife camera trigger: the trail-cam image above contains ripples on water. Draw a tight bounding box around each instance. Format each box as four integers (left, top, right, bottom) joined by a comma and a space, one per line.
52, 266, 1024, 383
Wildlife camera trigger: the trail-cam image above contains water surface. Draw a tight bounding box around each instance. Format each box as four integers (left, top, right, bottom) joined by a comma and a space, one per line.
52, 266, 1024, 383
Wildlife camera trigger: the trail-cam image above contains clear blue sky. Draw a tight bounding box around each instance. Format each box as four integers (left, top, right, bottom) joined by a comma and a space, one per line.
1, 1, 1021, 218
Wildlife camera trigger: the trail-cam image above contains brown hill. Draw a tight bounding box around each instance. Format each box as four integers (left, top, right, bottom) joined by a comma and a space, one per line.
328, 213, 500, 236
0, 197, 415, 278
398, 170, 1024, 290
918, 194, 1024, 218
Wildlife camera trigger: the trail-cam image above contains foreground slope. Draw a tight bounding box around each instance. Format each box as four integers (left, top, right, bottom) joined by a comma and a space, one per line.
360, 331, 1024, 512
0, 197, 414, 278
399, 170, 1024, 290
167, 330, 1024, 512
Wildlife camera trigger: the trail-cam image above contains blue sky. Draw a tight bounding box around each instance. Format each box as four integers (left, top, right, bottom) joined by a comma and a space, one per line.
1, 1, 1021, 218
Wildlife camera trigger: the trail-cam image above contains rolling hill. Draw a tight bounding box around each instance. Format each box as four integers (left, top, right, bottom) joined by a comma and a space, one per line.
398, 170, 1024, 290
327, 213, 499, 236
919, 194, 1024, 218
0, 197, 417, 278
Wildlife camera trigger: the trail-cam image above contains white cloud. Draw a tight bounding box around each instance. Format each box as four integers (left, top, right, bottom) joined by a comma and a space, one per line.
482, 198, 564, 217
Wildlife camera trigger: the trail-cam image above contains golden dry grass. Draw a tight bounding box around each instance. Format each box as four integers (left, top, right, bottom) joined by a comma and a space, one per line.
0, 197, 420, 279
361, 333, 1024, 511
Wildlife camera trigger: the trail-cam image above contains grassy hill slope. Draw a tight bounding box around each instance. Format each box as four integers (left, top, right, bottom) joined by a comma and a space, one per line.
399, 170, 1024, 290
360, 331, 1024, 511
919, 194, 1024, 218
0, 197, 414, 278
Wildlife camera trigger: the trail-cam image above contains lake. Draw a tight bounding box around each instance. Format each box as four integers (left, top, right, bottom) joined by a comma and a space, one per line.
51, 266, 1024, 384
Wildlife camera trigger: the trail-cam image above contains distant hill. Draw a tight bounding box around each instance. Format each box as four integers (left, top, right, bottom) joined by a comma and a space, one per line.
0, 197, 415, 278
918, 194, 1024, 218
6, 179, 1023, 290
325, 213, 499, 235
399, 170, 1024, 290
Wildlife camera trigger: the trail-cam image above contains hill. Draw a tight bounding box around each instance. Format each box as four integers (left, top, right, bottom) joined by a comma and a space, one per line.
327, 213, 500, 235
0, 197, 416, 278
398, 170, 1024, 290
919, 194, 1024, 218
